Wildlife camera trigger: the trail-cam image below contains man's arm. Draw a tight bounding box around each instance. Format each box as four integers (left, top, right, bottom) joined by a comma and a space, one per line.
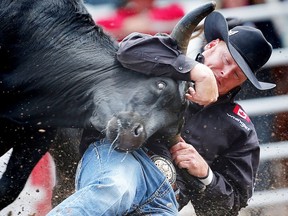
117, 32, 218, 106
171, 133, 260, 215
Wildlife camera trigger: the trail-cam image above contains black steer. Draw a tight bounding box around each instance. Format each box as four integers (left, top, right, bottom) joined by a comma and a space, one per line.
0, 0, 215, 210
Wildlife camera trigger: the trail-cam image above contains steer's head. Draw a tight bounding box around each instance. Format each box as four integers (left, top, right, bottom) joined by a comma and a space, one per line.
90, 2, 216, 152
104, 78, 188, 152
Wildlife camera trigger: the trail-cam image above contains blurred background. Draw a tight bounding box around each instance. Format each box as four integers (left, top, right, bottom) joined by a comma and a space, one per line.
0, 0, 287, 215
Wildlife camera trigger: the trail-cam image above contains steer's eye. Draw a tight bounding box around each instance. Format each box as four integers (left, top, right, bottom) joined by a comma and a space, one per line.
157, 81, 166, 90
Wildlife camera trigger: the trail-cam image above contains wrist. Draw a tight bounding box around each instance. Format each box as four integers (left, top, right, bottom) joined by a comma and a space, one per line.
198, 167, 213, 186
190, 63, 213, 82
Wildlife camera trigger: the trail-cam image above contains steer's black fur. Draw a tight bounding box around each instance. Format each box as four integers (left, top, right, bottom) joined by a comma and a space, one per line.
0, 0, 187, 209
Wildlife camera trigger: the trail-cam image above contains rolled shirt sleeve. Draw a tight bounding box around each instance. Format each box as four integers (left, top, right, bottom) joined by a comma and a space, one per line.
116, 32, 198, 81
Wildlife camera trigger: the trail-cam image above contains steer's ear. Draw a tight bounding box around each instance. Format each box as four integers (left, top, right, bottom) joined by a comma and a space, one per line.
170, 1, 216, 54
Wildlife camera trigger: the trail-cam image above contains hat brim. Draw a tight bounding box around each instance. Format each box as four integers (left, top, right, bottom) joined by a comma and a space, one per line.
204, 12, 275, 90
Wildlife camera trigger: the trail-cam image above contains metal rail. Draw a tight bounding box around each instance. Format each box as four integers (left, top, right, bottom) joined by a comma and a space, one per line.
237, 95, 288, 116
242, 188, 288, 208
260, 141, 288, 161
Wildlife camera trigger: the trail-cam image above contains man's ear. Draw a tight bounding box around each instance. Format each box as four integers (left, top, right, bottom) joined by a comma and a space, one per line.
204, 39, 220, 50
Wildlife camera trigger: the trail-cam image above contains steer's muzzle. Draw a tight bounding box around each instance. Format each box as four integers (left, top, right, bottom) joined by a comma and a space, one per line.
106, 112, 147, 152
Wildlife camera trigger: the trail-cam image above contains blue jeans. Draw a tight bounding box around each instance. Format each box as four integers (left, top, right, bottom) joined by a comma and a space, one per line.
47, 140, 178, 215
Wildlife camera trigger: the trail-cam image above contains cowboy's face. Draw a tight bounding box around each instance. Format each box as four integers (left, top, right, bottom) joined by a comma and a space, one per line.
203, 39, 247, 95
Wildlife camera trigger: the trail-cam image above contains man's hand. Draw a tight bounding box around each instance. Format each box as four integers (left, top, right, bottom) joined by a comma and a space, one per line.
187, 63, 218, 106
170, 137, 209, 178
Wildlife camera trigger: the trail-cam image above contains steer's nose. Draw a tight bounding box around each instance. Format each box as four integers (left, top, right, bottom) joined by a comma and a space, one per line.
106, 112, 147, 152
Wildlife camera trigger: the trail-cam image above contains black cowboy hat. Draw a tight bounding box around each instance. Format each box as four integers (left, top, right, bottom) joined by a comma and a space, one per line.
204, 11, 276, 90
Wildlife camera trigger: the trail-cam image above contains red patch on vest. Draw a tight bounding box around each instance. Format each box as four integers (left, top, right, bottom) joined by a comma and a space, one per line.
233, 105, 250, 122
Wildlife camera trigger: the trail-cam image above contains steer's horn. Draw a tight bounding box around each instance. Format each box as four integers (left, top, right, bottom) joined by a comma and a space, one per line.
170, 1, 216, 54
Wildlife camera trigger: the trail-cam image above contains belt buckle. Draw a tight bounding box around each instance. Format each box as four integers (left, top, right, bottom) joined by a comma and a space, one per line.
150, 155, 177, 185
